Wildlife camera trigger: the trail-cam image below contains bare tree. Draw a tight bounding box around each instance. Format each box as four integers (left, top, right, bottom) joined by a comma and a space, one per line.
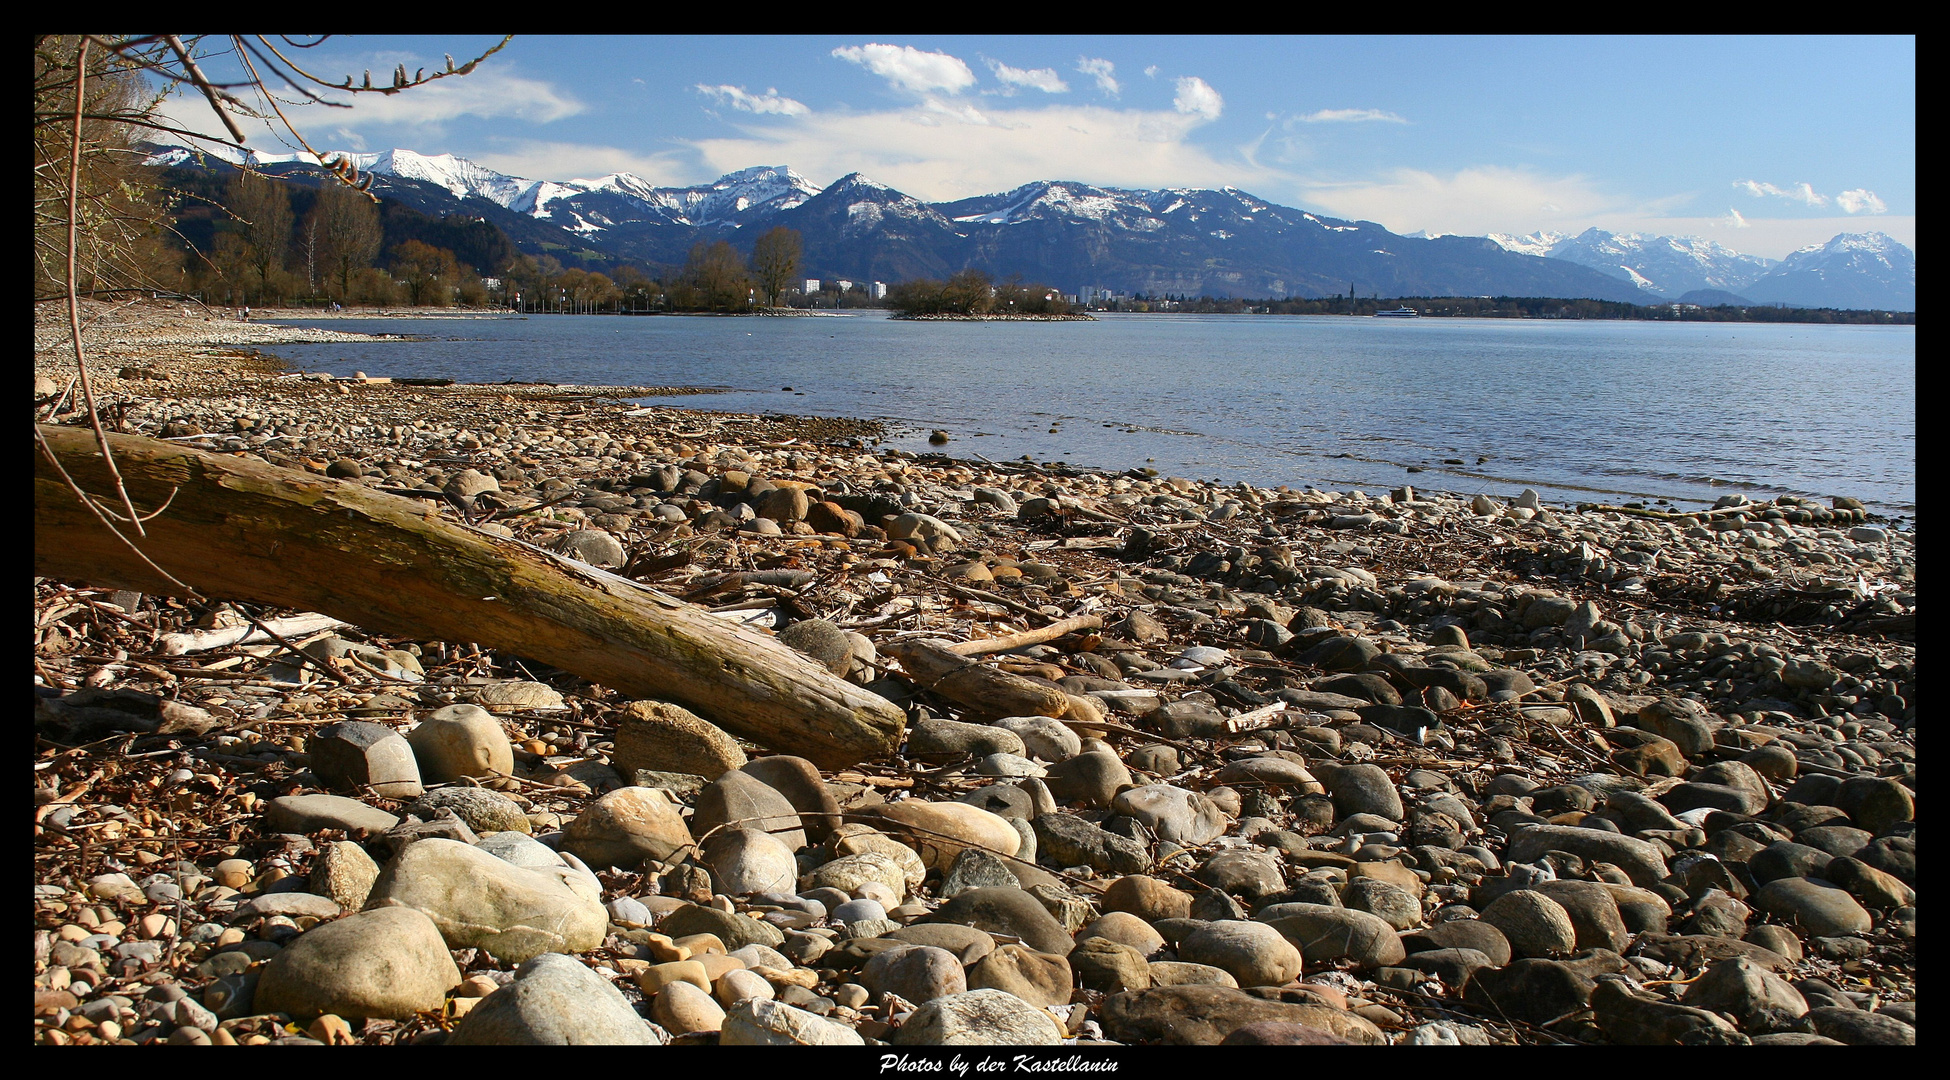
308, 180, 383, 300
750, 226, 802, 308
227, 169, 293, 301
683, 239, 753, 312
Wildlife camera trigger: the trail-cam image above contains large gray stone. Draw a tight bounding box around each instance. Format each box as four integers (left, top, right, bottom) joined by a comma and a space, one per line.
1261, 905, 1405, 969
1178, 920, 1304, 988
450, 952, 664, 1044
311, 721, 424, 798
253, 907, 459, 1020
406, 704, 514, 784
1752, 878, 1872, 937
693, 770, 807, 851
364, 838, 606, 964
611, 701, 746, 781
561, 786, 694, 870
1113, 785, 1230, 846
1682, 956, 1809, 1032
411, 786, 531, 835
1504, 825, 1670, 887
264, 794, 400, 835
863, 944, 967, 1005
720, 998, 864, 1045
1033, 812, 1149, 874
925, 887, 1074, 955
1315, 763, 1402, 821
1480, 890, 1577, 958
739, 756, 842, 843
1099, 985, 1386, 1045
891, 989, 1066, 1045
700, 829, 798, 896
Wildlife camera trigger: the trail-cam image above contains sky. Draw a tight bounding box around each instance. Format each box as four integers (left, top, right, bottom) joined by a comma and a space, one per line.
160, 35, 1915, 260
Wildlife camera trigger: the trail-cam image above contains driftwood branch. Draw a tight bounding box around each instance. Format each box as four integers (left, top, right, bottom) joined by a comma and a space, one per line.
943, 614, 1103, 657
34, 426, 905, 768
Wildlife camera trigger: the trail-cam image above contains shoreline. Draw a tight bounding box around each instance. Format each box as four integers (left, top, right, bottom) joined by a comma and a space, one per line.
32, 299, 1916, 1046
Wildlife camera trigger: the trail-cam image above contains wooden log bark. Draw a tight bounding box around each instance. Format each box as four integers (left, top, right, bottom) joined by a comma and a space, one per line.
944, 614, 1103, 657
34, 425, 904, 768
881, 638, 1069, 719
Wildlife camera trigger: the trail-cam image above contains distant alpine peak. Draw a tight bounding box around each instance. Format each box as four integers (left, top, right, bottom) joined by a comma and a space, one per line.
1798, 231, 1908, 257
1487, 230, 1571, 257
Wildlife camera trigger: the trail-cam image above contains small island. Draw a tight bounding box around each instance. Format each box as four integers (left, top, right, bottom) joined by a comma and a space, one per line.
887, 269, 1090, 319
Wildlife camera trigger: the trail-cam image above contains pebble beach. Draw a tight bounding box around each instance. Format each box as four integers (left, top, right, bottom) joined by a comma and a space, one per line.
33, 301, 1916, 1047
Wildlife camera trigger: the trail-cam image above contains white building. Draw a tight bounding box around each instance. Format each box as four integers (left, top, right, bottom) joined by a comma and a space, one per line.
803, 278, 821, 294
836, 279, 855, 292
870, 281, 889, 300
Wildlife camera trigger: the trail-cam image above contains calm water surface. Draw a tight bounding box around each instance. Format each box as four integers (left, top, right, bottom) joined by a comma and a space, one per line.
264, 312, 1915, 518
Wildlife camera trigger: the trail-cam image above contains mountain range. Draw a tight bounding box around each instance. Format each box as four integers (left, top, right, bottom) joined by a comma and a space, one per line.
146, 145, 1915, 311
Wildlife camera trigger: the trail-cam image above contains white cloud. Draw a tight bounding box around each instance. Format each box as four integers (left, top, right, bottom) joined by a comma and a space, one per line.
1734, 179, 1829, 207
1300, 166, 1620, 235
695, 84, 810, 116
1143, 65, 1160, 78
832, 43, 975, 96
686, 102, 1271, 204
988, 60, 1068, 94
1077, 57, 1119, 96
1724, 208, 1749, 228
1292, 108, 1407, 124
1837, 188, 1888, 214
1173, 76, 1222, 121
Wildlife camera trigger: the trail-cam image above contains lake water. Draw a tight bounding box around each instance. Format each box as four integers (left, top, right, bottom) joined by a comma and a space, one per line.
262, 312, 1916, 519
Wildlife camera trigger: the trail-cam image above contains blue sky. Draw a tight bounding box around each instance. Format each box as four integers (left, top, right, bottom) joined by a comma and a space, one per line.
164, 35, 1914, 259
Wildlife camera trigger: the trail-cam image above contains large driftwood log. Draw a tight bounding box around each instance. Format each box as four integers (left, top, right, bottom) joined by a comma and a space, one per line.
881, 638, 1070, 719
34, 425, 904, 768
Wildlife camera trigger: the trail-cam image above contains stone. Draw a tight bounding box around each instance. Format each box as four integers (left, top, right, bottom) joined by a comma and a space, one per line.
1833, 776, 1914, 834
940, 847, 1021, 898
1752, 878, 1872, 937
909, 717, 1026, 760
1074, 910, 1165, 955
411, 787, 531, 835
364, 838, 606, 964
720, 998, 864, 1045
883, 923, 996, 967
892, 989, 1066, 1045
1071, 937, 1153, 993
1102, 874, 1194, 923
1033, 812, 1149, 874
235, 891, 342, 920
1682, 956, 1809, 1032
965, 943, 1073, 1008
637, 960, 711, 995
1147, 960, 1239, 988
473, 681, 566, 712
989, 715, 1083, 762
864, 944, 967, 1005
1099, 985, 1385, 1046
777, 619, 854, 675
1113, 785, 1232, 846
310, 721, 424, 798
715, 968, 776, 1007
1751, 841, 1835, 884
1806, 1007, 1916, 1046
259, 793, 401, 836
657, 904, 786, 952
652, 979, 726, 1034
927, 888, 1075, 956
1342, 878, 1422, 930
810, 853, 910, 904
1462, 956, 1603, 1027
307, 841, 381, 911
1403, 919, 1513, 967
701, 829, 799, 896
1592, 978, 1745, 1045
1504, 825, 1670, 887
1262, 905, 1406, 969
690, 770, 807, 850
1480, 890, 1578, 958
611, 701, 746, 781
561, 786, 694, 870
740, 756, 842, 843
548, 529, 626, 568
1042, 751, 1134, 808
870, 801, 1021, 872
1532, 880, 1631, 953
1180, 921, 1304, 988
1315, 763, 1403, 821
1399, 947, 1497, 987
253, 907, 460, 1021
450, 953, 662, 1044
406, 705, 514, 784
1824, 856, 1915, 909
1196, 850, 1287, 900
478, 831, 572, 872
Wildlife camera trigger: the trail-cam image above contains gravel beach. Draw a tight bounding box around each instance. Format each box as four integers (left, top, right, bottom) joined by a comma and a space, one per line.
34, 301, 1915, 1047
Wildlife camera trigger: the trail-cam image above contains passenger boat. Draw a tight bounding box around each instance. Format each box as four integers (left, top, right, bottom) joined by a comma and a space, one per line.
1373, 306, 1420, 317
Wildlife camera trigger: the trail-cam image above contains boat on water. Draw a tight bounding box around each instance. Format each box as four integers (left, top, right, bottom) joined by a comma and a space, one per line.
1373, 306, 1420, 318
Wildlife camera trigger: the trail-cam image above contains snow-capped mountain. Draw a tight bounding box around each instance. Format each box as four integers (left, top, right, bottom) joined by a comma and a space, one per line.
1489, 228, 1777, 297
1743, 232, 1915, 312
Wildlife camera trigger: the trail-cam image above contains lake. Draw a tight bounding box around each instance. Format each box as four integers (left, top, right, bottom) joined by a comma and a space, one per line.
262, 311, 1916, 519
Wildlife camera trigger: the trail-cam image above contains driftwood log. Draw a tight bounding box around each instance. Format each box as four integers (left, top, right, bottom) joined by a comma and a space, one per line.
34, 425, 904, 768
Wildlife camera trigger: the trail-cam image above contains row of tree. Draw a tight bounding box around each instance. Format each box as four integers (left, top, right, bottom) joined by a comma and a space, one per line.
888, 269, 1072, 315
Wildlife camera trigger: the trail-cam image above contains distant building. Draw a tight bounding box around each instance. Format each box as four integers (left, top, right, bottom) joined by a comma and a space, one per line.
836, 279, 854, 292
803, 278, 821, 294
870, 281, 889, 300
